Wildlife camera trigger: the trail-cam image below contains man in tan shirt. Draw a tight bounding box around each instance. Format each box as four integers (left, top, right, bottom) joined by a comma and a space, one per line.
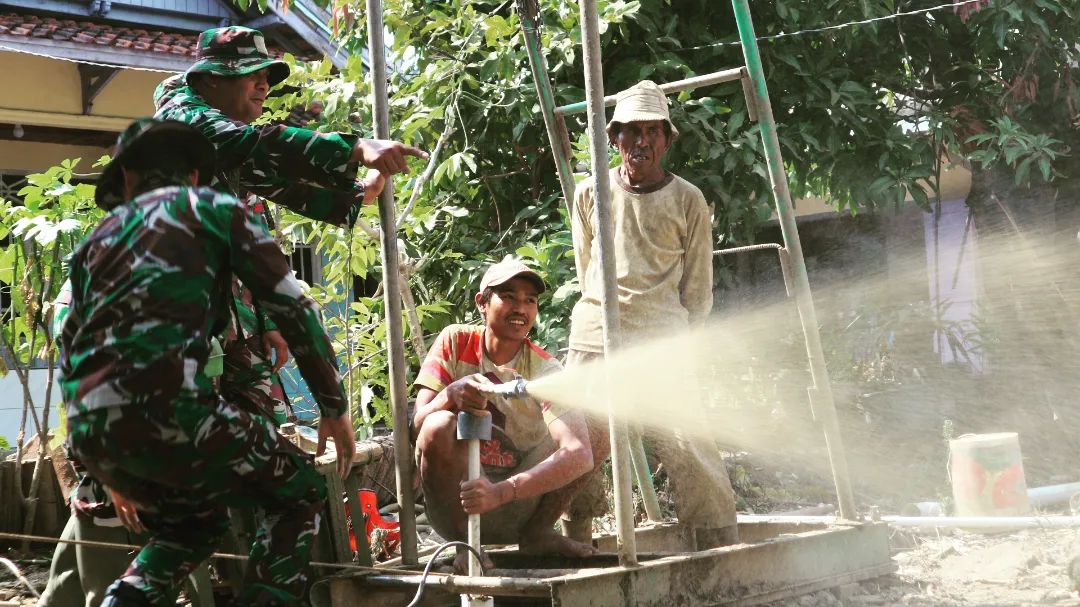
566, 80, 738, 547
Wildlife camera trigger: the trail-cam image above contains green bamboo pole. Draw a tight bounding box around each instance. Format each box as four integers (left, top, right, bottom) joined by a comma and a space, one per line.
732, 0, 856, 520
629, 427, 664, 522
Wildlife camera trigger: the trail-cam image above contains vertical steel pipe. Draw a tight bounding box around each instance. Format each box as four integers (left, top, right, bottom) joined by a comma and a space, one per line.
578, 0, 638, 566
731, 0, 857, 520
366, 0, 418, 565
517, 0, 578, 213
520, 0, 663, 520
466, 438, 483, 577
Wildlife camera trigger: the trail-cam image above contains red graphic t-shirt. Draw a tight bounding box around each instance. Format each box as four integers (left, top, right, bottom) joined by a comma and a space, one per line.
414, 324, 564, 470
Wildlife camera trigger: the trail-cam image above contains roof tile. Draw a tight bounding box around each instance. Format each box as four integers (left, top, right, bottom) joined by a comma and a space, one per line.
0, 11, 198, 57
0, 11, 313, 64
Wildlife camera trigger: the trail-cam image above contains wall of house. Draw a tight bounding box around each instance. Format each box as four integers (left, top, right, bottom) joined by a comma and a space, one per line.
0, 53, 171, 176
791, 160, 973, 219
0, 370, 59, 447
0, 141, 107, 173
0, 53, 163, 120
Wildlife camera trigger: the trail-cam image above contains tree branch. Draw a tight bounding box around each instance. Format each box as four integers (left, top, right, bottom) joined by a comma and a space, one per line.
397, 117, 457, 230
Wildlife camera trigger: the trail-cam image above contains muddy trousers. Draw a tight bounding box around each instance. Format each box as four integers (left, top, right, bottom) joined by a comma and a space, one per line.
563, 349, 737, 531
37, 514, 214, 607
68, 396, 327, 606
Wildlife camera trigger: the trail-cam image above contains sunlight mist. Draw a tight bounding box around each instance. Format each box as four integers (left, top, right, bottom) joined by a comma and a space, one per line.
528, 224, 1080, 506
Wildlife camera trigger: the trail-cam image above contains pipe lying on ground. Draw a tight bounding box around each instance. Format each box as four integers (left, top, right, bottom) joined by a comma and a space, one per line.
770, 504, 836, 517
1028, 482, 1080, 509
737, 513, 1080, 530
897, 483, 1080, 516
881, 515, 1080, 529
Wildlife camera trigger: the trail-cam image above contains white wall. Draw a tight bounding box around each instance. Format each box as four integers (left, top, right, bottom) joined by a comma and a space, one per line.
0, 369, 61, 446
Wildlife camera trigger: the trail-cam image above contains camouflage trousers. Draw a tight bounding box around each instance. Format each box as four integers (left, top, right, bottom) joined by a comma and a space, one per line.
68, 395, 327, 606
222, 334, 287, 426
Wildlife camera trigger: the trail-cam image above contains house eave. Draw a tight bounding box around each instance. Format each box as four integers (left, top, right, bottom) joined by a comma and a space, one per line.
0, 35, 185, 72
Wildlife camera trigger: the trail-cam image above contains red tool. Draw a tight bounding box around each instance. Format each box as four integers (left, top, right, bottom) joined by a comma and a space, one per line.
346, 489, 400, 559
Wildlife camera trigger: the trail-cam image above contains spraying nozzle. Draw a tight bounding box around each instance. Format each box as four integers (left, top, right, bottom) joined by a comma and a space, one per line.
476, 374, 529, 399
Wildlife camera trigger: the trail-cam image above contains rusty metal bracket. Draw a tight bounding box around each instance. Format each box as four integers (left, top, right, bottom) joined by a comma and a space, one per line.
714, 243, 794, 298
740, 67, 759, 122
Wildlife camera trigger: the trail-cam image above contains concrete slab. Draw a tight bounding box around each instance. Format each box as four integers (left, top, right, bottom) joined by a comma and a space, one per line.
322, 521, 895, 607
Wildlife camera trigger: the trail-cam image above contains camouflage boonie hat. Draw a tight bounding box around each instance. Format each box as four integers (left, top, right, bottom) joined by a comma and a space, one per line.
187, 26, 289, 87
95, 119, 216, 210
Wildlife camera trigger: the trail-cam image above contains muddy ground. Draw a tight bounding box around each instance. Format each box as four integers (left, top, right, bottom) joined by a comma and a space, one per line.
759, 526, 1080, 606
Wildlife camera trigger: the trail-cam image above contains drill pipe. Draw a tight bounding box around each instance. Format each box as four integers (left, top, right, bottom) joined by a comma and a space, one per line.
474, 376, 529, 400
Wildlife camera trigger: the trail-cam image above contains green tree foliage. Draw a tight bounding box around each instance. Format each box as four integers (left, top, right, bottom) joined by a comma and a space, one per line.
0, 158, 102, 543
0, 0, 1069, 436
256, 0, 1079, 429
0, 158, 102, 374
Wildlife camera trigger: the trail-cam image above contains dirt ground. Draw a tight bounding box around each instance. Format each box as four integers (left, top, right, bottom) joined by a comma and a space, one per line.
759, 526, 1080, 607
4, 526, 1080, 606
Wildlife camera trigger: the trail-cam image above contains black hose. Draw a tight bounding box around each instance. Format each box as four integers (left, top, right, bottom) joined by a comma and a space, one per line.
406, 540, 488, 607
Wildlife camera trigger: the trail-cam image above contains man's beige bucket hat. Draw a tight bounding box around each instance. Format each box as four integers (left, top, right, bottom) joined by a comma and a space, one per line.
607, 80, 679, 138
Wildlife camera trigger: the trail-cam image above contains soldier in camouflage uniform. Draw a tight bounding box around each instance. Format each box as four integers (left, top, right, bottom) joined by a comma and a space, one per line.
154, 25, 426, 430
61, 118, 356, 607
155, 25, 425, 226
40, 280, 215, 607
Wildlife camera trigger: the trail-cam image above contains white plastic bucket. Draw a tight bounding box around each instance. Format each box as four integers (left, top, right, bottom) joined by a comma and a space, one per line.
949, 432, 1031, 516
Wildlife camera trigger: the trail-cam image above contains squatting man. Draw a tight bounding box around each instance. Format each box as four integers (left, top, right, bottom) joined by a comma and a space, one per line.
411, 259, 609, 571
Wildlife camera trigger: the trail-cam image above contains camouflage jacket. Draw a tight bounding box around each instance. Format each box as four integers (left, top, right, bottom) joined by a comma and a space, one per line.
154, 75, 364, 227
59, 186, 348, 419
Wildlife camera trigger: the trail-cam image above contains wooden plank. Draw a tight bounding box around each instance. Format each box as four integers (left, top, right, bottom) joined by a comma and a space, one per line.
49, 444, 78, 503
0, 462, 21, 535
322, 469, 352, 563
32, 458, 62, 537
548, 524, 894, 606
343, 468, 372, 567
330, 523, 895, 606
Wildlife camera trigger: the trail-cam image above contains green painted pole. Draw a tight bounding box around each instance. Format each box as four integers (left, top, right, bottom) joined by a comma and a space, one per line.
731, 0, 857, 520
629, 427, 664, 522
517, 0, 578, 213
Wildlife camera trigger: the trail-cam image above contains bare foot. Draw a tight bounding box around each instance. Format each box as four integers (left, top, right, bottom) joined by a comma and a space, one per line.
520, 531, 597, 558
453, 546, 495, 574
